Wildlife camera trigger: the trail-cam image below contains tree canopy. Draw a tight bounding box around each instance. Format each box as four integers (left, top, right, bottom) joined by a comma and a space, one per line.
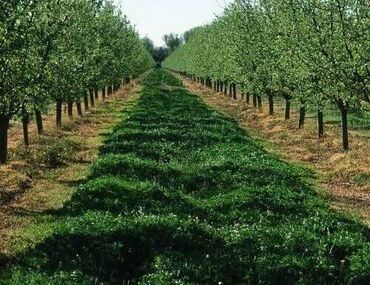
163, 0, 370, 151
0, 0, 154, 163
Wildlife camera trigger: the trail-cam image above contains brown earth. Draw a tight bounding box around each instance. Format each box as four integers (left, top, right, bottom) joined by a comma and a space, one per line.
179, 75, 370, 226
0, 80, 142, 259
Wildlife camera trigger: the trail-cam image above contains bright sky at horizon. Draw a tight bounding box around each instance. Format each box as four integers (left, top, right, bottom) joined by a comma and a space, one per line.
114, 0, 233, 47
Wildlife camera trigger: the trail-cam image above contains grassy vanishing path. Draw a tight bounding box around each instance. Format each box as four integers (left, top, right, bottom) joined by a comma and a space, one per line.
1, 70, 370, 285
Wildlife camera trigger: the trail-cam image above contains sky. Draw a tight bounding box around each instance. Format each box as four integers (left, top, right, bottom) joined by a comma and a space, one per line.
114, 0, 233, 47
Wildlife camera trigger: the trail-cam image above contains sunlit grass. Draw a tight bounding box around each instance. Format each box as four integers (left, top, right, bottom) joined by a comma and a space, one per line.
2, 70, 369, 285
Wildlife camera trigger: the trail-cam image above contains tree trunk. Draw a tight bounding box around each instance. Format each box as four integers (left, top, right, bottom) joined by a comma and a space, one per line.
233, 83, 237, 100
268, 94, 274, 115
246, 94, 250, 104
76, 99, 83, 116
340, 106, 349, 151
0, 115, 10, 164
67, 101, 73, 118
298, 106, 306, 129
89, 89, 95, 107
56, 100, 62, 128
285, 98, 291, 120
318, 109, 324, 139
34, 107, 43, 135
102, 87, 106, 100
257, 95, 262, 111
253, 94, 257, 108
84, 93, 89, 111
241, 93, 245, 101
22, 110, 30, 147
94, 89, 99, 100
224, 82, 227, 95
229, 84, 233, 98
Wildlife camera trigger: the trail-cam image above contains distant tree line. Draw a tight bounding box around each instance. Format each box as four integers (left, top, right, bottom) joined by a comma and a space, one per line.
142, 33, 183, 63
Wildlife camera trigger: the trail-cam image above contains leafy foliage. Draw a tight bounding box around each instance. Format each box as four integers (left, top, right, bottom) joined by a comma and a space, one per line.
0, 0, 154, 163
163, 0, 370, 150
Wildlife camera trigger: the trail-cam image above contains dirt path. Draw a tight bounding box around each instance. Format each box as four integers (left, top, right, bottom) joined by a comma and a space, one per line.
0, 80, 142, 260
178, 75, 370, 226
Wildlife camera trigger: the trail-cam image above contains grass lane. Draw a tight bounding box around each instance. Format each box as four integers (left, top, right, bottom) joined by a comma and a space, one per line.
1, 69, 369, 285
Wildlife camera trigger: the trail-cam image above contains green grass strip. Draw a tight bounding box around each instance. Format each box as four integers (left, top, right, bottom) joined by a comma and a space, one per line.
1, 69, 369, 285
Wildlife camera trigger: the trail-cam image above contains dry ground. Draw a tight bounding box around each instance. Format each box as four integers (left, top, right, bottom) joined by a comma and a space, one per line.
179, 75, 370, 226
0, 80, 141, 261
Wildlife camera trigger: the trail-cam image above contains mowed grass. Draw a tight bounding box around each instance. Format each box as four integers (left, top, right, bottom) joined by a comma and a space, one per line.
1, 69, 370, 285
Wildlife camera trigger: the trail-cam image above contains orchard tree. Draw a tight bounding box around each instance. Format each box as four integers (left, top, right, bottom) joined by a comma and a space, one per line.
0, 0, 154, 164
0, 1, 40, 162
164, 0, 369, 151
